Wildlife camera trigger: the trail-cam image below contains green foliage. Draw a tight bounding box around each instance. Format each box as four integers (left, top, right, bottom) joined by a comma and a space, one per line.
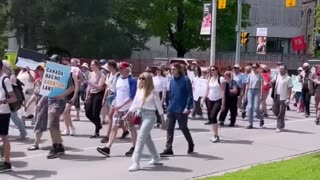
201, 153, 320, 180
126, 0, 250, 57
4, 0, 149, 58
314, 5, 320, 57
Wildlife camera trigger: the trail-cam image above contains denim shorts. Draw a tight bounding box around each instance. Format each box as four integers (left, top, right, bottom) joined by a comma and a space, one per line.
106, 92, 116, 107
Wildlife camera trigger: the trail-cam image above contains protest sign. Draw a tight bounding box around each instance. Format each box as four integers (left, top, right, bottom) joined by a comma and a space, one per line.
16, 48, 46, 70
40, 61, 71, 98
270, 69, 278, 79
291, 75, 302, 92
194, 78, 208, 100
16, 57, 41, 70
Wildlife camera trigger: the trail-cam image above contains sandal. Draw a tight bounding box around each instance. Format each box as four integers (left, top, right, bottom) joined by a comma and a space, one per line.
27, 145, 40, 151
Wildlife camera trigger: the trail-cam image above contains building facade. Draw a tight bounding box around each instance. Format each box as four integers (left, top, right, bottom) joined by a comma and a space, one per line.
243, 0, 304, 54
301, 0, 319, 54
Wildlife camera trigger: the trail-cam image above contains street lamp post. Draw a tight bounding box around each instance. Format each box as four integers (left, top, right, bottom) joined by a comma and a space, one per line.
235, 0, 243, 65
210, 0, 217, 66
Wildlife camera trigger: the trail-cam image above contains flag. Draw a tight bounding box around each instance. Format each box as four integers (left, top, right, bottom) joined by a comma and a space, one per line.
291, 36, 306, 51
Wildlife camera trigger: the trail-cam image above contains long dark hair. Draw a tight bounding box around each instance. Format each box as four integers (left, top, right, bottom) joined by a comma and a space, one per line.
209, 65, 222, 77
195, 66, 201, 77
172, 63, 185, 76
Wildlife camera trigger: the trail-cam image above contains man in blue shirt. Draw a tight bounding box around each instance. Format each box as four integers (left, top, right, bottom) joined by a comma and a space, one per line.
160, 63, 194, 157
233, 64, 247, 113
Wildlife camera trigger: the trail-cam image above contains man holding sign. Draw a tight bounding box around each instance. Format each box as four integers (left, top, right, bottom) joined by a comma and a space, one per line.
40, 54, 76, 159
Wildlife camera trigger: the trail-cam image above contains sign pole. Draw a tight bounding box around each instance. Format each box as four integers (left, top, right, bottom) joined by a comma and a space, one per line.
235, 0, 242, 65
210, 0, 217, 66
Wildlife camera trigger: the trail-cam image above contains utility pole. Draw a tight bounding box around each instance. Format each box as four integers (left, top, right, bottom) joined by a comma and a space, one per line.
235, 0, 242, 65
210, 0, 217, 66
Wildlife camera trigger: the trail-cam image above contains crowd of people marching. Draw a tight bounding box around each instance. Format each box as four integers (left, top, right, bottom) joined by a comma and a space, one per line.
0, 55, 319, 172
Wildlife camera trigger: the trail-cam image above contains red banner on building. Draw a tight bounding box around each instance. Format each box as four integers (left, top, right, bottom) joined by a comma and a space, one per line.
291, 36, 306, 51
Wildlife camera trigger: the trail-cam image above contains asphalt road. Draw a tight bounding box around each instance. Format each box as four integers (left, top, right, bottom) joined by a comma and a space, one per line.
1, 98, 320, 180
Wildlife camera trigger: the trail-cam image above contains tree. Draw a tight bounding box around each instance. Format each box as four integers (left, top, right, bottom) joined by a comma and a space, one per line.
4, 0, 149, 59
122, 0, 250, 57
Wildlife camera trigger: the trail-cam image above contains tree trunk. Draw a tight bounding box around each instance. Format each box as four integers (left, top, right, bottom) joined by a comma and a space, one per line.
177, 49, 185, 58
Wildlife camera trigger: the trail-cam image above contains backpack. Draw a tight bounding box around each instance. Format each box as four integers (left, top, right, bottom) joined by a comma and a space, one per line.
227, 80, 240, 97
2, 76, 25, 112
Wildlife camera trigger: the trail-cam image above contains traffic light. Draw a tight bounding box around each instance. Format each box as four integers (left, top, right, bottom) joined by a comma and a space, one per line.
218, 0, 226, 9
286, 0, 296, 8
241, 32, 249, 45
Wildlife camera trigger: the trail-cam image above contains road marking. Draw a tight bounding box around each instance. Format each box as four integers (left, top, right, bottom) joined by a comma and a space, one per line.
11, 118, 314, 161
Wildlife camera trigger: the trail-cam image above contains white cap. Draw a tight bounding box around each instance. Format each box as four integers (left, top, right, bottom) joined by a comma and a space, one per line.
297, 67, 303, 71
303, 62, 310, 67
81, 63, 89, 69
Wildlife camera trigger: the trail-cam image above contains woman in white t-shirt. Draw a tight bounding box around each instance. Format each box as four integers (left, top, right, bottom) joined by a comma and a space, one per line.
192, 66, 204, 118
124, 72, 165, 172
101, 60, 120, 143
203, 66, 226, 143
152, 67, 166, 127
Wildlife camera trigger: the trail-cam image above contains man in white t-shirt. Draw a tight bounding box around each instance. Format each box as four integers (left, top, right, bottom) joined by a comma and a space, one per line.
0, 60, 17, 172
97, 61, 137, 157
272, 65, 293, 132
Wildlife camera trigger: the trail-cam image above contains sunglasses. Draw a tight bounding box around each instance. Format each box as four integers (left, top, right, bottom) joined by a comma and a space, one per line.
252, 66, 258, 69
139, 77, 146, 80
210, 69, 216, 71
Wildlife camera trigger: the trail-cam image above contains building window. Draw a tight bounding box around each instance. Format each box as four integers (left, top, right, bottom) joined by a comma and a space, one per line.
308, 35, 311, 51
307, 9, 312, 26
301, 11, 304, 26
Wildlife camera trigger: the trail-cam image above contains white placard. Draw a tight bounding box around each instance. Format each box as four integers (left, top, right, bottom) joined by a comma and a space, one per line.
16, 57, 41, 70
270, 69, 278, 80
291, 75, 302, 92
193, 78, 208, 100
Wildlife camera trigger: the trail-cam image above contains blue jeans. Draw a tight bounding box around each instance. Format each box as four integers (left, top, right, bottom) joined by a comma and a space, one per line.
247, 89, 263, 125
11, 112, 27, 138
132, 109, 160, 164
294, 92, 302, 104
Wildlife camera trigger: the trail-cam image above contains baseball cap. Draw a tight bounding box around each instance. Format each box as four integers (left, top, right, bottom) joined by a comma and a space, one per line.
303, 62, 310, 67
49, 54, 62, 63
81, 63, 89, 69
101, 63, 109, 71
100, 59, 107, 65
297, 67, 303, 71
233, 64, 240, 68
260, 64, 269, 71
276, 62, 284, 66
119, 61, 130, 69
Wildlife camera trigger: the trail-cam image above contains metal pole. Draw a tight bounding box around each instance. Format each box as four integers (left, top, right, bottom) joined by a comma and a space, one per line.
235, 0, 242, 65
210, 0, 217, 66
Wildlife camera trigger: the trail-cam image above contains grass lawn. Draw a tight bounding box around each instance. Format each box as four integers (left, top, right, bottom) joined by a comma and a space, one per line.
201, 153, 320, 180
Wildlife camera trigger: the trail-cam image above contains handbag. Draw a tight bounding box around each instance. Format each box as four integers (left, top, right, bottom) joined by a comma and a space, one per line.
130, 95, 145, 125
131, 111, 142, 125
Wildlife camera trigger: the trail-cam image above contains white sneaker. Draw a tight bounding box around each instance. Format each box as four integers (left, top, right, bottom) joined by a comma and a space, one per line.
275, 128, 281, 133
128, 163, 140, 172
149, 158, 161, 165
210, 136, 220, 143
70, 127, 76, 136
61, 130, 70, 136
